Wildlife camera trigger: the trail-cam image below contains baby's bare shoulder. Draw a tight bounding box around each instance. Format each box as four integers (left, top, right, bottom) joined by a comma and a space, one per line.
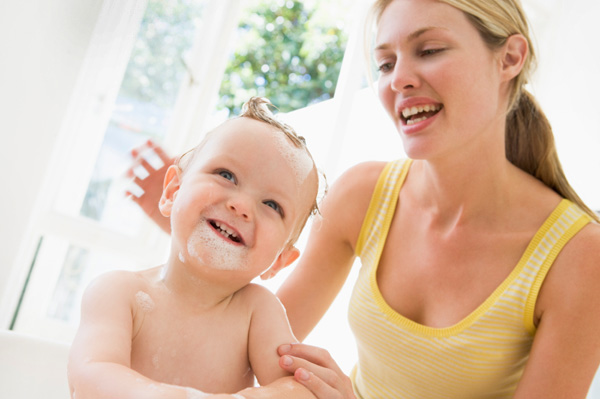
82, 268, 154, 310
236, 283, 278, 302
235, 283, 284, 313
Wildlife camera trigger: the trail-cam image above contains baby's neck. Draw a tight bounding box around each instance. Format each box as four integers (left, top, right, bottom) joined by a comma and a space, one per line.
158, 262, 242, 311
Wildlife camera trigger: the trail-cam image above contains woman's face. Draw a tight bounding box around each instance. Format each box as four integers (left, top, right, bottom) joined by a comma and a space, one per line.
374, 0, 507, 161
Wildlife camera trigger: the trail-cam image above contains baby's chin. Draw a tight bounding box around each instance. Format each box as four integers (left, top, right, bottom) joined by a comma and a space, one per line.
184, 220, 248, 271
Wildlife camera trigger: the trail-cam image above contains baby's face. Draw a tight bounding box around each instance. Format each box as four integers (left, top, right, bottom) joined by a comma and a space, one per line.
169, 117, 317, 283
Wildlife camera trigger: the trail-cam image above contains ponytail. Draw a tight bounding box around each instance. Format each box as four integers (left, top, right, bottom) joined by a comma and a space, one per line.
506, 91, 599, 222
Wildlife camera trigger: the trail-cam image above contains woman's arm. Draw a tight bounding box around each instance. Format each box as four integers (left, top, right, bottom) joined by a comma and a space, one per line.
514, 223, 600, 398
277, 161, 386, 340
269, 162, 387, 399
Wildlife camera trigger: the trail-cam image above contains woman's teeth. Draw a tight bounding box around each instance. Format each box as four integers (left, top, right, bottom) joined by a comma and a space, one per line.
402, 104, 442, 125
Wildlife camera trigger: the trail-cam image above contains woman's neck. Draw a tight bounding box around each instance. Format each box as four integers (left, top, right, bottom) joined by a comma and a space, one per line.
406, 154, 522, 230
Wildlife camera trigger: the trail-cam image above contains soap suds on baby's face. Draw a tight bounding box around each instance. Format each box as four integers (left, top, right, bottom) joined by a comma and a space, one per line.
187, 220, 248, 271
273, 133, 313, 187
135, 291, 155, 312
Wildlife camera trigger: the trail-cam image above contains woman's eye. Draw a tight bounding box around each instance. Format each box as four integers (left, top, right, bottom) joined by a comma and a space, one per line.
420, 48, 444, 57
377, 62, 393, 73
264, 200, 284, 217
218, 170, 236, 183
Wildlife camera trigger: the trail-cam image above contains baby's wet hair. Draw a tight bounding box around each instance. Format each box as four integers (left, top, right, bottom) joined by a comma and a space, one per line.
238, 97, 307, 150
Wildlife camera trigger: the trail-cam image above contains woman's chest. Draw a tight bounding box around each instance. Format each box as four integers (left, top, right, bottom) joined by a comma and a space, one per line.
376, 217, 531, 328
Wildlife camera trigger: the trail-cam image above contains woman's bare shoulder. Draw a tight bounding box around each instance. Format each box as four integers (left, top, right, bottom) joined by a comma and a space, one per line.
334, 161, 389, 192
324, 161, 389, 213
538, 219, 600, 317
318, 161, 390, 243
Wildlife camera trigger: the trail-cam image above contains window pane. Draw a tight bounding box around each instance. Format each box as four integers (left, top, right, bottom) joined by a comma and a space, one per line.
13, 234, 149, 339
79, 0, 206, 233
217, 0, 355, 115
46, 245, 89, 323
46, 243, 136, 327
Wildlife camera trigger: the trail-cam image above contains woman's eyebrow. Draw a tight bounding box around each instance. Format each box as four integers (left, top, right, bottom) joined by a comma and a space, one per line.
407, 26, 448, 41
375, 26, 449, 51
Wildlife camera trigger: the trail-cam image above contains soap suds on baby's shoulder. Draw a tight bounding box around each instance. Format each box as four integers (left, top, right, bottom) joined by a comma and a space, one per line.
135, 291, 155, 312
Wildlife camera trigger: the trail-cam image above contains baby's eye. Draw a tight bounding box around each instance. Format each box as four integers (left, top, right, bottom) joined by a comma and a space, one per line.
217, 169, 237, 183
263, 200, 284, 217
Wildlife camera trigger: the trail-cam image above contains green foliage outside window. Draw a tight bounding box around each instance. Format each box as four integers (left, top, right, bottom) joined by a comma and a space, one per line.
119, 0, 204, 109
218, 0, 349, 115
119, 0, 348, 116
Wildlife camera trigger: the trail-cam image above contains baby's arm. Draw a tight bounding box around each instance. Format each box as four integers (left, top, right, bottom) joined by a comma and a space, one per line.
236, 284, 316, 398
68, 271, 237, 399
245, 284, 297, 384
68, 271, 179, 398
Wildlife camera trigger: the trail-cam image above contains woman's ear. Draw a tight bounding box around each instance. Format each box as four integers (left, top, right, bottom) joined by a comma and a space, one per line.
158, 165, 182, 217
500, 33, 528, 81
260, 247, 300, 280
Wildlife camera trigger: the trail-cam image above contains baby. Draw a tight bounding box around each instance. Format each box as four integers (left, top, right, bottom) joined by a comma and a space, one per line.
68, 97, 320, 399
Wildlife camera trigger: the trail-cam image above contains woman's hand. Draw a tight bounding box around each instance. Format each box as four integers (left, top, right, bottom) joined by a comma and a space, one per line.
278, 343, 356, 399
125, 139, 174, 233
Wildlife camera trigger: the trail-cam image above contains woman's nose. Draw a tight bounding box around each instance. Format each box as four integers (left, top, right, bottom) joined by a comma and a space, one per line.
391, 58, 419, 92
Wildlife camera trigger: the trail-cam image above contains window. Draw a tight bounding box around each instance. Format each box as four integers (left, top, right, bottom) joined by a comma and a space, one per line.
9, 1, 372, 363
11, 0, 211, 341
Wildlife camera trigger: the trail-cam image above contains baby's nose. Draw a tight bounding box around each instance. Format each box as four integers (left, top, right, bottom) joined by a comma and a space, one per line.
227, 195, 253, 220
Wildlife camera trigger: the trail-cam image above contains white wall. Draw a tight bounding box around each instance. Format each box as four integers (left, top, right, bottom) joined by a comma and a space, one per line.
0, 0, 104, 325
528, 0, 600, 211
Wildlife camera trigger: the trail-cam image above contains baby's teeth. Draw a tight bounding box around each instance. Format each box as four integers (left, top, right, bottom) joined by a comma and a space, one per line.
214, 221, 238, 239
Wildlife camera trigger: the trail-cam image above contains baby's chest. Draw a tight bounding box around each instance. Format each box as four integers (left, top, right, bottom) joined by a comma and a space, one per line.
131, 310, 255, 392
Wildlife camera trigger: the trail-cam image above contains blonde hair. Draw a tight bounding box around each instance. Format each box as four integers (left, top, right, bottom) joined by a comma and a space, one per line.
177, 97, 325, 244
368, 0, 599, 222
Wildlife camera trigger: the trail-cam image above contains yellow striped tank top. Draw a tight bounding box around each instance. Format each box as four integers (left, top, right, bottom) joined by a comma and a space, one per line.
348, 159, 592, 398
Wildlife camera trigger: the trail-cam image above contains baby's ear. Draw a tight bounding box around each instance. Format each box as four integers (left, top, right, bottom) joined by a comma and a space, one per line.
158, 165, 182, 217
260, 246, 300, 280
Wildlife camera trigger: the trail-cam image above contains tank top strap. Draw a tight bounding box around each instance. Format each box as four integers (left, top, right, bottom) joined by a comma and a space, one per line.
355, 159, 412, 258
522, 199, 593, 333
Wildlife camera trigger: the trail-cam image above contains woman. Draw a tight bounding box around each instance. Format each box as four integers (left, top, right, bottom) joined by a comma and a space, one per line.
275, 0, 600, 398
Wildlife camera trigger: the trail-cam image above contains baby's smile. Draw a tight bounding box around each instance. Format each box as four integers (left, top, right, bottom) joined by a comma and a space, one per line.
209, 219, 244, 244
